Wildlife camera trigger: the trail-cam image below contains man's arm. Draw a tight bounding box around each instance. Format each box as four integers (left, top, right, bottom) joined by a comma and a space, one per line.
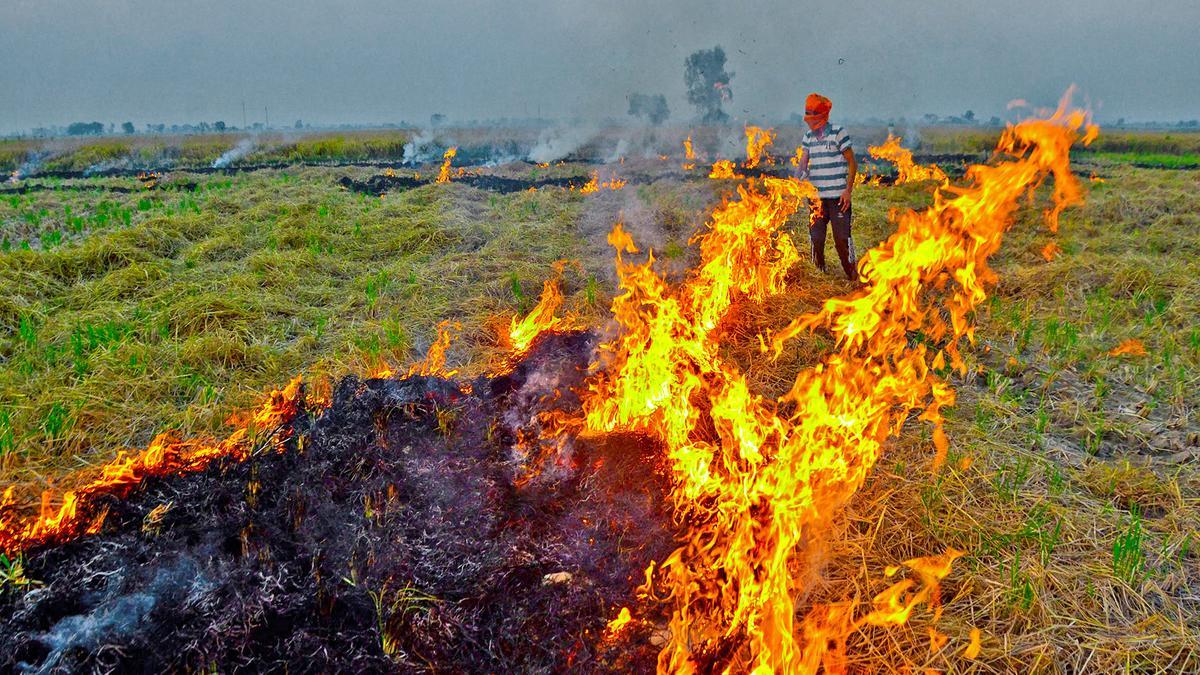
839, 147, 856, 212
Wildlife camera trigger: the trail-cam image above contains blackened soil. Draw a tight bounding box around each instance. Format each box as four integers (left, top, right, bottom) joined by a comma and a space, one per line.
0, 331, 675, 674
337, 173, 594, 196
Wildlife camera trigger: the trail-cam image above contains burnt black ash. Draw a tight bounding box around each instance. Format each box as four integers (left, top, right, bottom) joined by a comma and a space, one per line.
0, 331, 674, 673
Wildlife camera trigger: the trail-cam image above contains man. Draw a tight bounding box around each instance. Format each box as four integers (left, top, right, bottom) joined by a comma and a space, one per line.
794, 93, 858, 280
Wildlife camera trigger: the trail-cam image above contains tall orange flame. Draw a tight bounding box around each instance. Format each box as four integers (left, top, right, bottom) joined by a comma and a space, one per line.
436, 146, 458, 183
683, 134, 696, 170
583, 95, 1095, 671
743, 125, 775, 169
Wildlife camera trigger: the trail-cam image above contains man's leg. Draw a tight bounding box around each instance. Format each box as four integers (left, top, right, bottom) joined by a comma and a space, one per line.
830, 202, 857, 280
808, 199, 831, 273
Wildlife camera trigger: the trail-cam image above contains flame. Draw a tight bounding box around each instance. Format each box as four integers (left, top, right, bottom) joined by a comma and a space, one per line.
743, 126, 775, 169
868, 134, 949, 184
508, 262, 578, 354
708, 160, 740, 179
963, 627, 982, 659
578, 170, 625, 194
0, 377, 309, 555
605, 606, 634, 636
582, 94, 1094, 671
1108, 338, 1146, 357
436, 146, 457, 183
1041, 240, 1062, 261
407, 320, 460, 377
683, 135, 696, 170
384, 167, 396, 177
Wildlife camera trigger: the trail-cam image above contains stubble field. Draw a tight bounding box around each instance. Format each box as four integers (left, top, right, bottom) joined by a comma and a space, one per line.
1, 126, 1198, 671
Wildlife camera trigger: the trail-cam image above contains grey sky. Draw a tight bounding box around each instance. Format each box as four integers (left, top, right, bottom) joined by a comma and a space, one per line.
2, 0, 1197, 133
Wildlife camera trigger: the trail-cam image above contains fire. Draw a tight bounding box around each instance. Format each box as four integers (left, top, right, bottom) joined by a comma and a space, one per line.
507, 262, 578, 354
1108, 338, 1147, 357
1041, 240, 1062, 261
683, 134, 696, 170
868, 134, 949, 184
582, 94, 1094, 671
605, 606, 634, 636
963, 627, 982, 659
407, 320, 461, 377
436, 146, 458, 183
384, 167, 396, 177
743, 125, 775, 168
578, 170, 625, 194
0, 377, 309, 555
708, 159, 740, 179
136, 171, 160, 188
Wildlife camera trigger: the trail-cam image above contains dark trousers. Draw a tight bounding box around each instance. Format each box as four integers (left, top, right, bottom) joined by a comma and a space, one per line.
809, 197, 857, 280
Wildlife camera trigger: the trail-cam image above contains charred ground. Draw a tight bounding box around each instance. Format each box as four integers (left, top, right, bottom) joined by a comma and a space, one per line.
0, 332, 675, 673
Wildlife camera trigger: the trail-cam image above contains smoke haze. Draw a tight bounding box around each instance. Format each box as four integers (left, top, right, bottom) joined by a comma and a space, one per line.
1, 0, 1197, 133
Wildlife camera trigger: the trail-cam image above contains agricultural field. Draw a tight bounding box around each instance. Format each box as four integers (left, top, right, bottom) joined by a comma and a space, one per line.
1, 125, 1198, 671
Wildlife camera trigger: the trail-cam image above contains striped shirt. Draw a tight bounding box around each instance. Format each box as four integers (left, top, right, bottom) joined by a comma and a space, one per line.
801, 124, 852, 198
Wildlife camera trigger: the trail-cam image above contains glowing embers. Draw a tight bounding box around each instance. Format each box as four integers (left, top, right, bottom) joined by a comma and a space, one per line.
868, 134, 948, 184
584, 96, 1095, 672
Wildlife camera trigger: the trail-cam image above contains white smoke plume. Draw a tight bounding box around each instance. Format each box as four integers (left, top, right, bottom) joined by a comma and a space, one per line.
212, 138, 256, 168
10, 151, 51, 181
527, 126, 596, 164
402, 129, 442, 164
604, 138, 629, 164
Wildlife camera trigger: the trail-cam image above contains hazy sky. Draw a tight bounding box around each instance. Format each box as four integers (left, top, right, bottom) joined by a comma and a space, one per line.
2, 0, 1197, 133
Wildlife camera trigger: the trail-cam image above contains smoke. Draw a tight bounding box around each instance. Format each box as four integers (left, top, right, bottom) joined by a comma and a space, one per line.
527, 126, 596, 164
83, 156, 132, 176
212, 138, 256, 168
604, 138, 630, 164
402, 128, 444, 164
902, 125, 923, 149
10, 151, 51, 181
24, 556, 212, 674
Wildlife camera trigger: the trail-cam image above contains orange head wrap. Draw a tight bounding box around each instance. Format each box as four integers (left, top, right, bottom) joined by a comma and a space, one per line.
805, 93, 832, 118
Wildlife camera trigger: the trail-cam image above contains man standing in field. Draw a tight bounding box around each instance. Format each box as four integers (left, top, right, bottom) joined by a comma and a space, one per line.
795, 92, 858, 280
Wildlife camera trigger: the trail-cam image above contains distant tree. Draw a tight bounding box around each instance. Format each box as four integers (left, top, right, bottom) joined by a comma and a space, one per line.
430, 113, 447, 127
121, 121, 135, 135
295, 119, 304, 129
67, 121, 104, 136
963, 110, 976, 124
922, 113, 939, 125
684, 46, 734, 124
1116, 117, 1125, 127
627, 93, 670, 126
214, 121, 226, 132
198, 122, 211, 133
